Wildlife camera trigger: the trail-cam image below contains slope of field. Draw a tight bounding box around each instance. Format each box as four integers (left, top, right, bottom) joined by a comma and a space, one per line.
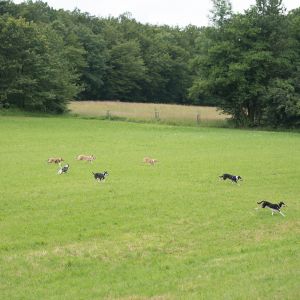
69, 101, 228, 126
0, 116, 299, 299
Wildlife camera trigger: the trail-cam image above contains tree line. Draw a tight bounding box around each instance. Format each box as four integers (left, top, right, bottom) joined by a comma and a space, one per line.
0, 0, 299, 127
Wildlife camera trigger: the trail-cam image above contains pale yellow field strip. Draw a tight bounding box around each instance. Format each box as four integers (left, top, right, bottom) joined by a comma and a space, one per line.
69, 101, 228, 121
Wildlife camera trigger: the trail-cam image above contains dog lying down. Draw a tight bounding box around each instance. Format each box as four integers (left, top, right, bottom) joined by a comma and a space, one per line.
219, 173, 242, 183
93, 171, 109, 182
143, 157, 158, 165
256, 201, 287, 217
57, 164, 69, 175
48, 157, 64, 164
77, 155, 96, 163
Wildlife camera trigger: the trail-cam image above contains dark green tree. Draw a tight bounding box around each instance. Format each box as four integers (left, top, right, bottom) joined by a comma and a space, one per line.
189, 0, 300, 127
0, 16, 80, 112
210, 0, 232, 27
67, 10, 108, 100
101, 40, 146, 100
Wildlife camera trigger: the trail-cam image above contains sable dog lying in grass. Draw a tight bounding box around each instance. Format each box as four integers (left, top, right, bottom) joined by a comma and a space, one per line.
76, 154, 96, 162
143, 157, 158, 165
47, 157, 64, 164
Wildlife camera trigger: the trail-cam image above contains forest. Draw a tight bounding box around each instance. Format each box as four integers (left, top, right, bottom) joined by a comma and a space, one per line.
0, 0, 299, 127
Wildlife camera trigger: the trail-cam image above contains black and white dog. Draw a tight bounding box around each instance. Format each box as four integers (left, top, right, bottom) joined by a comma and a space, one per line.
93, 171, 109, 182
219, 173, 242, 183
256, 201, 287, 217
58, 163, 69, 175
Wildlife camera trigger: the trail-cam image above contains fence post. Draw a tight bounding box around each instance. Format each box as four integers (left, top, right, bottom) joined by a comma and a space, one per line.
196, 112, 200, 125
154, 108, 160, 121
106, 110, 111, 120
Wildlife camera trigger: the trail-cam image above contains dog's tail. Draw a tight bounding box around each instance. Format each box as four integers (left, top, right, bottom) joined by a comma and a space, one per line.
257, 201, 264, 204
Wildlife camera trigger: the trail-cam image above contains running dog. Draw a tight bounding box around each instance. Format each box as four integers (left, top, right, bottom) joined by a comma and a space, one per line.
256, 200, 286, 217
219, 173, 242, 183
92, 171, 109, 182
58, 164, 69, 175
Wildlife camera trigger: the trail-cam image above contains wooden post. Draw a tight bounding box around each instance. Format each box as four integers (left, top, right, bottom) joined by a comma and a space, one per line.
154, 109, 160, 121
196, 112, 200, 125
106, 110, 111, 119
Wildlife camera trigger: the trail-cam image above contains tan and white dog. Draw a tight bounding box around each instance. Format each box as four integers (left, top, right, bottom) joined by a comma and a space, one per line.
143, 157, 158, 165
76, 154, 96, 163
47, 157, 64, 164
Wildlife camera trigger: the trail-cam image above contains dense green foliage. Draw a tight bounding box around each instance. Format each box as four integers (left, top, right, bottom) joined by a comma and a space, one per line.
190, 0, 300, 127
0, 14, 80, 112
0, 1, 200, 109
0, 0, 299, 127
1, 116, 299, 298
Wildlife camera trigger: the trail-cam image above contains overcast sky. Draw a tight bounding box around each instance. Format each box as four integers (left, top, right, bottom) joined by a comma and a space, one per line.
13, 0, 300, 27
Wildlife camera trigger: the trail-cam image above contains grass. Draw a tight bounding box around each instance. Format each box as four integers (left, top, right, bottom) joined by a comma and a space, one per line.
68, 101, 229, 127
0, 115, 299, 299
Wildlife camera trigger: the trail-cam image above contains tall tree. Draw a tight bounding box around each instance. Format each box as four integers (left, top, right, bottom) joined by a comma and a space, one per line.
190, 0, 300, 127
70, 10, 108, 100
0, 16, 80, 112
256, 0, 284, 15
101, 40, 146, 100
210, 0, 233, 27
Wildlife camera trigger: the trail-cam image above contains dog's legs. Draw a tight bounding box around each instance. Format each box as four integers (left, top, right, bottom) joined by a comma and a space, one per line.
279, 211, 285, 217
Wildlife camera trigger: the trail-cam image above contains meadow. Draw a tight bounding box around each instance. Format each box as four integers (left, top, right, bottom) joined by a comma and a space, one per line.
0, 115, 299, 299
69, 101, 228, 126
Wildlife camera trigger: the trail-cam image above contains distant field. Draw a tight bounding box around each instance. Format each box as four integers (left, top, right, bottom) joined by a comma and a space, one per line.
69, 101, 228, 125
0, 116, 299, 299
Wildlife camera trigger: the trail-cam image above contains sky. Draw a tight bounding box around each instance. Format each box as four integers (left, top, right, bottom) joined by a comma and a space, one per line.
13, 0, 300, 27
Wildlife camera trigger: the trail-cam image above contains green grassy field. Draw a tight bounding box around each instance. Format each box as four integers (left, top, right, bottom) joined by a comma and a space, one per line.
0, 115, 299, 299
